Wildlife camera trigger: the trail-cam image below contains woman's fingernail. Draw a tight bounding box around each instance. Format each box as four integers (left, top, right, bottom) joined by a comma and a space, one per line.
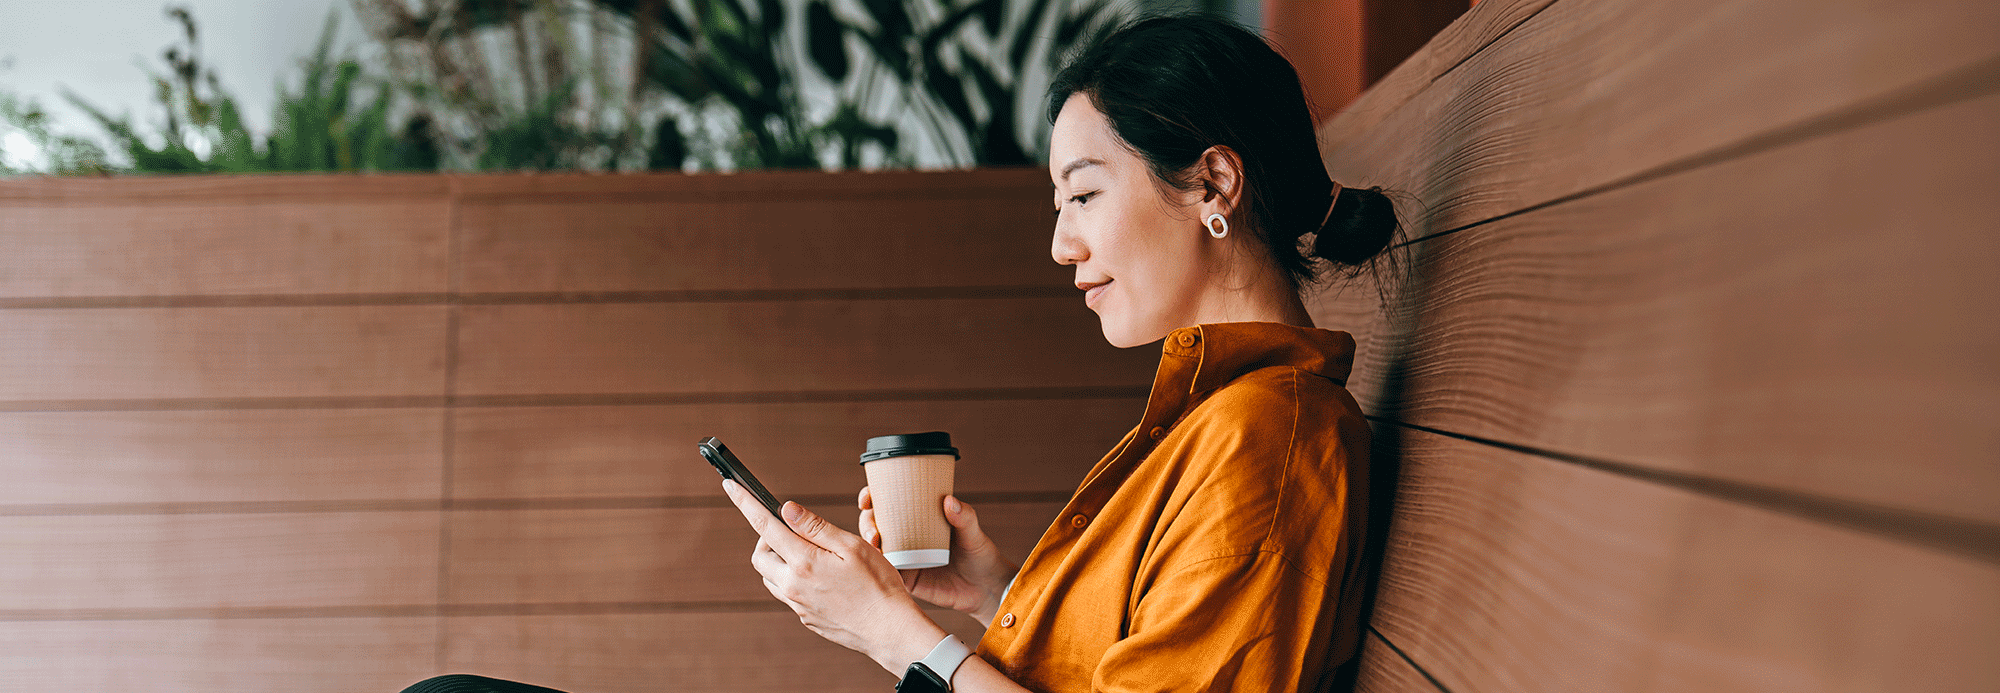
945, 496, 962, 514
783, 501, 803, 523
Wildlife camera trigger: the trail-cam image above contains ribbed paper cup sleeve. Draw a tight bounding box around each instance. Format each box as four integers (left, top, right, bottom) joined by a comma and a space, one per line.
862, 454, 956, 559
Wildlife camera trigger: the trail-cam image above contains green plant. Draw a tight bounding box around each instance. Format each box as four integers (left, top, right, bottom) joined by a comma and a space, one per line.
64, 5, 258, 172
0, 90, 112, 175
356, 0, 645, 170
49, 0, 1136, 175
64, 5, 437, 173
358, 0, 1129, 171
266, 11, 439, 171
807, 0, 1122, 166
615, 0, 828, 168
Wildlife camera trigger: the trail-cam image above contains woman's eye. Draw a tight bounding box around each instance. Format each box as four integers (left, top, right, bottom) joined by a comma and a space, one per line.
1054, 192, 1098, 217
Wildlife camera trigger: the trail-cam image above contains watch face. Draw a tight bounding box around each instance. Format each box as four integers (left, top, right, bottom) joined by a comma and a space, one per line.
896, 662, 950, 693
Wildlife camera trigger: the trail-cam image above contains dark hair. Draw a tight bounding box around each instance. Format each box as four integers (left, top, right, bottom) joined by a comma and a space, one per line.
1048, 15, 1400, 287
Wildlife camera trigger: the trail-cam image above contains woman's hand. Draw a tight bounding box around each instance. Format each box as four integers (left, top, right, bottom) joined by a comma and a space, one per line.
724, 479, 947, 675
858, 487, 1020, 627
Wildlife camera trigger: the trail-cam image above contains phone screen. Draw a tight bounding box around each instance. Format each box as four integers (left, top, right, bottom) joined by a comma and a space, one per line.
698, 437, 784, 518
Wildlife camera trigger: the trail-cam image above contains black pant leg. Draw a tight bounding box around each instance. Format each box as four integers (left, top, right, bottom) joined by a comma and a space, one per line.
400, 674, 574, 693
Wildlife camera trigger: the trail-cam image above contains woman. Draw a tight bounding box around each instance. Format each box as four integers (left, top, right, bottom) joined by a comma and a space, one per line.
404, 13, 1397, 693
722, 14, 1399, 693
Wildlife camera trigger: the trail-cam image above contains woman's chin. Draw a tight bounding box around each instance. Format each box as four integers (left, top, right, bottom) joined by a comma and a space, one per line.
1098, 316, 1167, 349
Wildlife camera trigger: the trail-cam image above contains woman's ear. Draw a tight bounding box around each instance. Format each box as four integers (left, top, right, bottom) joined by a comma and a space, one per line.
1195, 145, 1246, 214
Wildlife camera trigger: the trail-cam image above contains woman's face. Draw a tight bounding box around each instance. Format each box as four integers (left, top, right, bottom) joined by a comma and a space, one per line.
1049, 94, 1216, 348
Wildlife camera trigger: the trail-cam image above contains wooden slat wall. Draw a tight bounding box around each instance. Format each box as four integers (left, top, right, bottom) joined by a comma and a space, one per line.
1318, 0, 2000, 690
0, 169, 1155, 692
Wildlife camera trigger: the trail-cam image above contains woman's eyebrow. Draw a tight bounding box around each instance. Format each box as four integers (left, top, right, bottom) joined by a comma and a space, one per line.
1059, 157, 1106, 182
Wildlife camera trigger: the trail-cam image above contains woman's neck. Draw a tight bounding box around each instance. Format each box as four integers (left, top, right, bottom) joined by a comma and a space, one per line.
1187, 260, 1317, 329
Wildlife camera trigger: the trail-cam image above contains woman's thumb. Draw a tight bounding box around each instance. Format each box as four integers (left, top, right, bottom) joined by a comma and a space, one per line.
945, 496, 986, 536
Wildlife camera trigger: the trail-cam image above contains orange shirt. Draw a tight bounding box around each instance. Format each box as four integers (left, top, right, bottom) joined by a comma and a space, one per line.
976, 322, 1372, 692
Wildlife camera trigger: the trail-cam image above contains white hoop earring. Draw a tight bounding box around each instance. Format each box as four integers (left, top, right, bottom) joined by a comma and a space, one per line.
1205, 213, 1229, 239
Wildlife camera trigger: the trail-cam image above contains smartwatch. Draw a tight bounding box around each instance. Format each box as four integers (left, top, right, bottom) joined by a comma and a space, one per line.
896, 634, 973, 692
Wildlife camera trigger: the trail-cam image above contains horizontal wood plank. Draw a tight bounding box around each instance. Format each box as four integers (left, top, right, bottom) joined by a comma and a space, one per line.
1320, 0, 1556, 152
0, 173, 451, 202
0, 409, 442, 505
0, 200, 447, 299
441, 610, 986, 693
0, 512, 439, 611
0, 617, 436, 693
1370, 428, 2000, 693
1318, 0, 2000, 234
0, 306, 448, 402
459, 169, 1066, 293
453, 299, 1154, 397
449, 167, 1044, 199
445, 502, 1063, 605
451, 399, 1138, 499
1366, 92, 2000, 525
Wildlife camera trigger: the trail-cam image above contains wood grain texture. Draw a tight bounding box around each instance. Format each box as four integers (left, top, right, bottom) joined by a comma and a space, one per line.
1318, 0, 2000, 233
1369, 93, 2000, 526
0, 306, 448, 402
0, 512, 439, 611
1360, 0, 1474, 88
1319, 0, 1555, 150
0, 409, 443, 504
1303, 269, 1405, 417
453, 299, 1153, 397
0, 173, 451, 202
1369, 428, 2000, 693
1352, 630, 1443, 693
459, 169, 1066, 293
452, 398, 1139, 499
441, 610, 986, 693
0, 200, 447, 299
449, 167, 1042, 200
0, 617, 436, 693
444, 502, 1063, 606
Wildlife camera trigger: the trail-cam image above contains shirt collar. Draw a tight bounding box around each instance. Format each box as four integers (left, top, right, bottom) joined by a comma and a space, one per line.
1177, 322, 1354, 393
1135, 322, 1355, 431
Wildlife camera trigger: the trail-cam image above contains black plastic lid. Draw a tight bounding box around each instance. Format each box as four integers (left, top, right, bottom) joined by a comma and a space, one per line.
858, 431, 959, 465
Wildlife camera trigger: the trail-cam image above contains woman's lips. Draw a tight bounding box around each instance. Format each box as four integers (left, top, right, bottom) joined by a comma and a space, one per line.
1082, 280, 1111, 309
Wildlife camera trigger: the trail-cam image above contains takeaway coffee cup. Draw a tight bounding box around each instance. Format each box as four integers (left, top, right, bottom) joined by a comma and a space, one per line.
860, 431, 959, 569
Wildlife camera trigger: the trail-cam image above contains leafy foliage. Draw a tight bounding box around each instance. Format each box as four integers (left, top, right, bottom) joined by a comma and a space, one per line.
0, 91, 112, 175
42, 0, 1134, 174
63, 5, 436, 173
806, 0, 1123, 166
355, 0, 1128, 170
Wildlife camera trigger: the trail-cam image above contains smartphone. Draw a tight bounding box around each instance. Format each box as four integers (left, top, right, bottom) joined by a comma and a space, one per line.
698, 437, 784, 519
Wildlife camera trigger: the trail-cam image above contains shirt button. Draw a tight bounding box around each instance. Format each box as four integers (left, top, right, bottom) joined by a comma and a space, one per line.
1176, 332, 1197, 347
1070, 513, 1089, 528
1149, 426, 1167, 440
1000, 612, 1016, 628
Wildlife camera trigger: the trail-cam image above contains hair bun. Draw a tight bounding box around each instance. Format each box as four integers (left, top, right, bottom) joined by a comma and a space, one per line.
1313, 186, 1398, 266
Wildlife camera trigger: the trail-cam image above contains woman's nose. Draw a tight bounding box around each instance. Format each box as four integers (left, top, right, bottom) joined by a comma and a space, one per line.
1051, 219, 1087, 266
